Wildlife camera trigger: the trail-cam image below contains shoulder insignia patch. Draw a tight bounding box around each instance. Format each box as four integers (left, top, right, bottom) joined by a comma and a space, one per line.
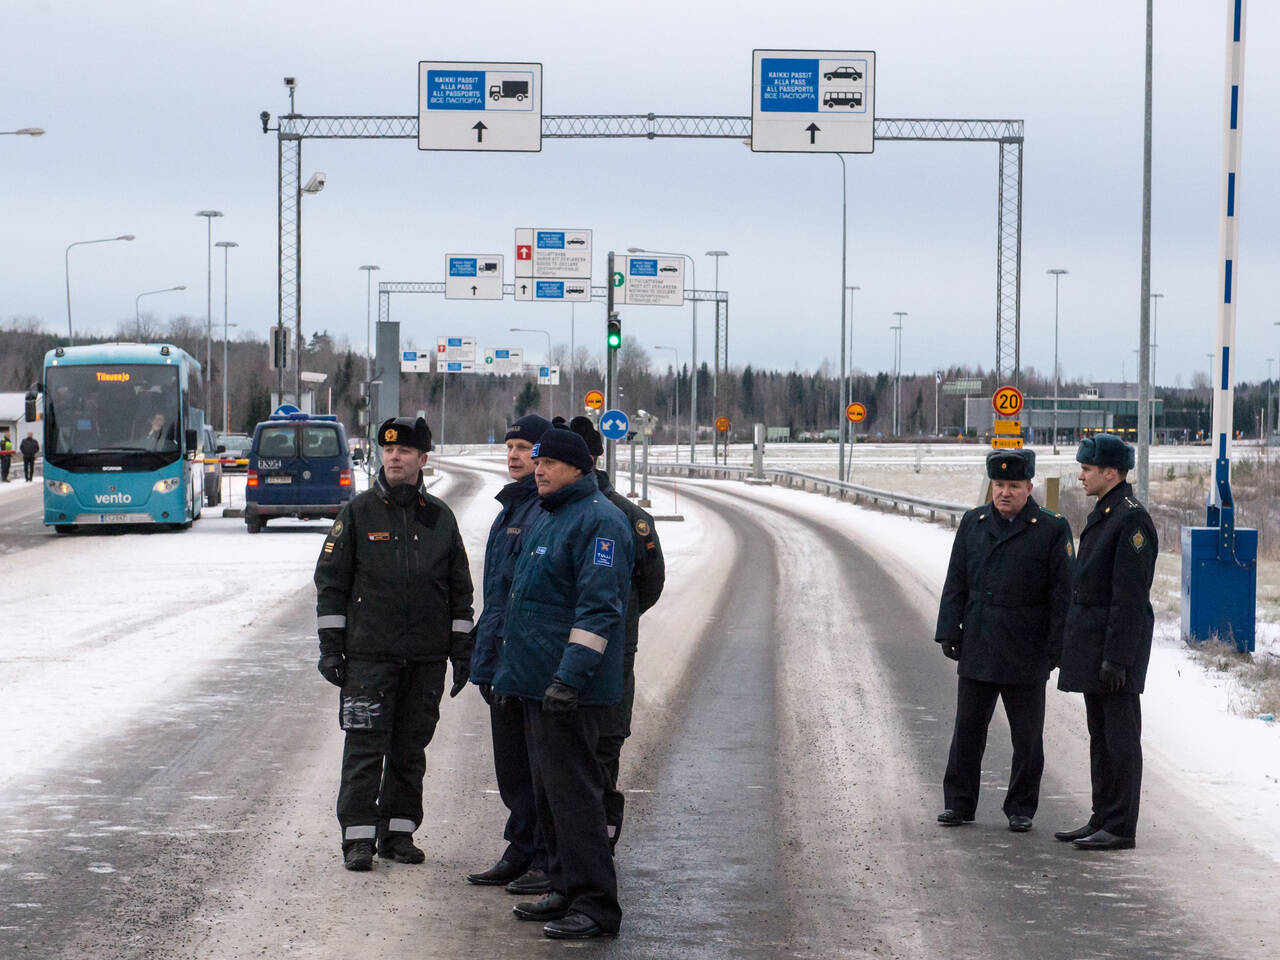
323, 541, 335, 555
1125, 496, 1141, 509
1104, 506, 1112, 515
368, 531, 390, 542
506, 526, 521, 535
1130, 530, 1146, 553
330, 519, 343, 538
635, 518, 650, 536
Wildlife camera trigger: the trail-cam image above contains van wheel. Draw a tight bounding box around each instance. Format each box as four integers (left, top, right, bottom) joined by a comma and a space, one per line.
54, 525, 76, 535
247, 518, 264, 534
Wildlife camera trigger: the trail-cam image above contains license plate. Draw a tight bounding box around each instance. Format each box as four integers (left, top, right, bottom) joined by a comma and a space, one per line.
266, 475, 292, 484
99, 513, 133, 523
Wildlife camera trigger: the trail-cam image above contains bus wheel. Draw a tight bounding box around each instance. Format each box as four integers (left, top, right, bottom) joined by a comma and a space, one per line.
246, 518, 263, 534
54, 525, 75, 535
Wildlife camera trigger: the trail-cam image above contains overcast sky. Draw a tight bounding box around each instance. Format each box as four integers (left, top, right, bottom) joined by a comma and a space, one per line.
4, 1, 1279, 391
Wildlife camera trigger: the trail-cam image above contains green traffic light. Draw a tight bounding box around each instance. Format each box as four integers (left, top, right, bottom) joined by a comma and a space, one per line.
608, 332, 621, 348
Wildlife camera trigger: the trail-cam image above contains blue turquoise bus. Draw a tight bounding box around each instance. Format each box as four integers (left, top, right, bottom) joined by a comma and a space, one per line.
27, 343, 208, 532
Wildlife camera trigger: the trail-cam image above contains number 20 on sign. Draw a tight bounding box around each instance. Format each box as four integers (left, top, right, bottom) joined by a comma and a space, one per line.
992, 385, 1024, 417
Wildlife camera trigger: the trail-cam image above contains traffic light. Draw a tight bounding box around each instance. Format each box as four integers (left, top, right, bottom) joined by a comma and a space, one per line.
607, 313, 621, 350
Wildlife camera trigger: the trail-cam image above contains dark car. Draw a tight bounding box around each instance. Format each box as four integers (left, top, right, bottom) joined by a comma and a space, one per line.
218, 432, 252, 472
244, 413, 352, 534
201, 424, 224, 507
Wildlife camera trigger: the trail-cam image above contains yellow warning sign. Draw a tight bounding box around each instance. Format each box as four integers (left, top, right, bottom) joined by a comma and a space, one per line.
990, 437, 1024, 449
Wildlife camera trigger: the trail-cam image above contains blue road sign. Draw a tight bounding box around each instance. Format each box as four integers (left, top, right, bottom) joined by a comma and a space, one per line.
403, 351, 418, 362
536, 280, 565, 299
599, 409, 630, 440
448, 257, 478, 276
273, 403, 301, 416
759, 58, 820, 112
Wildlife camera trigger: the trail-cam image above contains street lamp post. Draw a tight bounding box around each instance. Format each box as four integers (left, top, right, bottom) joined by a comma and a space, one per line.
653, 345, 680, 452
135, 285, 186, 326
706, 250, 728, 463
1047, 269, 1068, 453
195, 210, 223, 412
845, 284, 860, 481
891, 312, 907, 435
65, 234, 135, 342
510, 327, 554, 420
836, 153, 850, 482
629, 248, 696, 461
1150, 291, 1163, 444
360, 265, 380, 384
216, 241, 239, 433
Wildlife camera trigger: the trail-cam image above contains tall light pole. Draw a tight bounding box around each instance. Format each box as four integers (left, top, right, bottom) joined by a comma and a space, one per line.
195, 210, 223, 412
359, 265, 380, 383
1150, 291, 1163, 444
295, 173, 326, 407
510, 326, 554, 420
654, 345, 680, 452
0, 127, 45, 137
1047, 269, 1068, 453
135, 285, 186, 326
844, 285, 860, 480
1274, 322, 1280, 440
706, 250, 728, 463
1135, 0, 1154, 502
216, 241, 239, 433
65, 235, 135, 343
891, 312, 907, 436
569, 301, 576, 409
1266, 358, 1275, 440
629, 248, 696, 460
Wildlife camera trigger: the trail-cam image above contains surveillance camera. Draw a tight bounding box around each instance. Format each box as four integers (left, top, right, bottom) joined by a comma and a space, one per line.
302, 172, 326, 193
283, 77, 296, 88
638, 409, 649, 418
260, 111, 271, 134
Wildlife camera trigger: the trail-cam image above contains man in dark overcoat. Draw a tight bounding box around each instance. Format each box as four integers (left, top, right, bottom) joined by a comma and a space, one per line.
934, 448, 1074, 831
1055, 434, 1157, 851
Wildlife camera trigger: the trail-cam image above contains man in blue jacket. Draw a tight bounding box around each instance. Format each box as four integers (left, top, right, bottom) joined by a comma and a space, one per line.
493, 427, 633, 940
466, 414, 552, 893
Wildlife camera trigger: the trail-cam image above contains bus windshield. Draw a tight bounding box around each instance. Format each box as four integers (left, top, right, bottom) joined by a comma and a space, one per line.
45, 364, 182, 468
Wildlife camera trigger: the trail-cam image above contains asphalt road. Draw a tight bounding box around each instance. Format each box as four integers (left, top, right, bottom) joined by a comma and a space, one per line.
0, 462, 1274, 958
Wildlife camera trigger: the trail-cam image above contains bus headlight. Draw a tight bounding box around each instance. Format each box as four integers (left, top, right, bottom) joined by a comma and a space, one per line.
46, 479, 73, 496
153, 477, 181, 493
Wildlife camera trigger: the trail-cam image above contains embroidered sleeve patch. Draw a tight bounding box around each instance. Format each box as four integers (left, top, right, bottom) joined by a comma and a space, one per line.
330, 519, 343, 538
594, 537, 615, 567
1130, 530, 1146, 553
634, 518, 650, 536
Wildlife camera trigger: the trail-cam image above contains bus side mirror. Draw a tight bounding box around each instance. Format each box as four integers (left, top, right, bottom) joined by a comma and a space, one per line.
24, 382, 40, 422
185, 428, 198, 452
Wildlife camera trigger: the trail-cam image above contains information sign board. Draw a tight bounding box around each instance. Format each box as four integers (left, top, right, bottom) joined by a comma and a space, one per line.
482, 347, 524, 375
444, 254, 504, 300
751, 49, 876, 154
990, 436, 1025, 450
418, 61, 542, 152
615, 254, 685, 307
537, 365, 560, 386
436, 336, 477, 365
401, 350, 431, 373
992, 419, 1023, 436
436, 359, 477, 373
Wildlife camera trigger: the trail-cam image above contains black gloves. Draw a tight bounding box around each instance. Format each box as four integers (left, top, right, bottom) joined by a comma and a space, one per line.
317, 653, 346, 687
940, 641, 961, 661
1100, 660, 1127, 693
542, 680, 579, 713
318, 627, 345, 655
477, 682, 494, 705
449, 659, 470, 699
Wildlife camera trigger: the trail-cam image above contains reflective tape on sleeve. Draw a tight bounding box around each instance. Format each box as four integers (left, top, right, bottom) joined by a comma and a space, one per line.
568, 628, 607, 653
317, 615, 347, 630
451, 619, 474, 633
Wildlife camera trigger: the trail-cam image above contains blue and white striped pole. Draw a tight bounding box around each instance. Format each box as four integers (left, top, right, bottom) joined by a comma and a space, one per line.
1208, 0, 1246, 539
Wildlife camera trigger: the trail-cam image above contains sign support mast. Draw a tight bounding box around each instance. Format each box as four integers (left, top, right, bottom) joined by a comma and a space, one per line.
606, 251, 618, 481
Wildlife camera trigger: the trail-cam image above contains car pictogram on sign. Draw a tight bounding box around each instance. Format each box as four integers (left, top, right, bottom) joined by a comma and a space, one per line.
824, 66, 863, 81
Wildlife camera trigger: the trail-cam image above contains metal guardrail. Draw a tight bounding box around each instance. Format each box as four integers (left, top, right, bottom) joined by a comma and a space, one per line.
645, 460, 971, 526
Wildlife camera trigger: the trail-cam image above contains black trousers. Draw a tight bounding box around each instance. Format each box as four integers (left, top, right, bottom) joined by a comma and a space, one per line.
1084, 692, 1143, 838
22, 457, 34, 481
490, 695, 545, 871
943, 677, 1046, 819
595, 646, 637, 841
0, 456, 8, 480
523, 699, 621, 934
336, 658, 445, 848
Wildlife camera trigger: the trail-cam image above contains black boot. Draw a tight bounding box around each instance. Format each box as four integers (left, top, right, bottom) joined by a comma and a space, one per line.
344, 840, 374, 871
377, 834, 425, 864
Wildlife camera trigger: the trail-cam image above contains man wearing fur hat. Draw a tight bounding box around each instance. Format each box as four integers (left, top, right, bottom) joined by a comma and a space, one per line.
1055, 433, 1157, 851
313, 416, 475, 871
934, 448, 1074, 832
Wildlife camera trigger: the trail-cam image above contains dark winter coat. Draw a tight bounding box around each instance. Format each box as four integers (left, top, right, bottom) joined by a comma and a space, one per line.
1057, 481, 1157, 695
19, 437, 38, 459
935, 496, 1074, 685
314, 470, 474, 663
493, 472, 633, 705
470, 473, 543, 684
595, 469, 665, 659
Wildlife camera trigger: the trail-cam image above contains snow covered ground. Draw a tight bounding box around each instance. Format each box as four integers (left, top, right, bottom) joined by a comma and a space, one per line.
0, 455, 1274, 869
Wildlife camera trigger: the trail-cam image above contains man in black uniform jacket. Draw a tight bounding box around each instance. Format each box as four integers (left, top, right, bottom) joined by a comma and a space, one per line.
562, 416, 665, 850
934, 448, 1074, 831
313, 416, 475, 871
1055, 433, 1157, 851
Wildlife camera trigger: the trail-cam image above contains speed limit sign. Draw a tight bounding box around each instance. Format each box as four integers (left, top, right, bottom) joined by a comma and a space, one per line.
992, 385, 1024, 417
